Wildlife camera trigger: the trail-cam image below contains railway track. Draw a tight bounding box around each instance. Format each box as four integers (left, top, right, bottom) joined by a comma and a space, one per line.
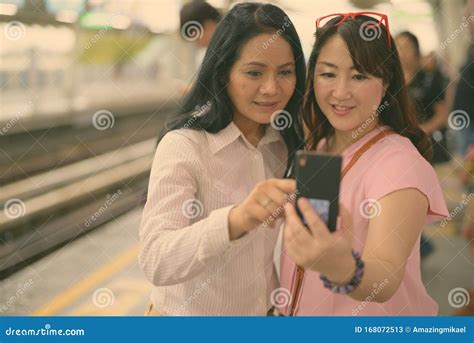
0, 104, 172, 278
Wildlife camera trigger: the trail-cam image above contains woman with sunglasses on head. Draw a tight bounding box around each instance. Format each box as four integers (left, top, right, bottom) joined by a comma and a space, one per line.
278, 13, 448, 316
139, 3, 306, 316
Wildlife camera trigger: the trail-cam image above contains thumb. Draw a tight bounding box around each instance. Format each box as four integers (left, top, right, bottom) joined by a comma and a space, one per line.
337, 204, 353, 241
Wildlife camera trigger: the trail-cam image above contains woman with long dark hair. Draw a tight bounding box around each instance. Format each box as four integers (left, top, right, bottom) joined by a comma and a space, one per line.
139, 2, 306, 316
279, 13, 448, 316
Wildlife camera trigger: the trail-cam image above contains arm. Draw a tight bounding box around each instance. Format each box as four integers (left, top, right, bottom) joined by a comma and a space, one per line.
283, 188, 429, 303
420, 100, 448, 134
345, 188, 428, 302
138, 132, 234, 286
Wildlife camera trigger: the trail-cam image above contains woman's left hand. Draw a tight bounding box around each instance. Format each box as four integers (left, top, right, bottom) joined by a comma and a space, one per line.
283, 197, 356, 284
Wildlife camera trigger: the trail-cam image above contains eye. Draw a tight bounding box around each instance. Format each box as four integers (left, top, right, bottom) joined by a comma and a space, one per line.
319, 72, 335, 78
278, 69, 294, 77
246, 70, 262, 77
353, 74, 368, 81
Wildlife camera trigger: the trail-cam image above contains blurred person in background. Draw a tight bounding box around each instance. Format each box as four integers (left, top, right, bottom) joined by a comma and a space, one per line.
396, 31, 451, 166
180, 1, 222, 73
452, 0, 474, 157
396, 31, 451, 258
135, 1, 221, 97
452, 1, 474, 317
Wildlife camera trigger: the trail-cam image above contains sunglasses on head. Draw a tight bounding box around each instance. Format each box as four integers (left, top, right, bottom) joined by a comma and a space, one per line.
316, 12, 391, 48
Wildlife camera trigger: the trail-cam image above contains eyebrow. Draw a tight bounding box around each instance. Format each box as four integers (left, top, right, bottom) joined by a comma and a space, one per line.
316, 61, 356, 70
243, 61, 295, 68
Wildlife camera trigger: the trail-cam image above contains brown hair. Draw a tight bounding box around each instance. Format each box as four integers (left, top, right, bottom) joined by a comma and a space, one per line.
302, 15, 432, 160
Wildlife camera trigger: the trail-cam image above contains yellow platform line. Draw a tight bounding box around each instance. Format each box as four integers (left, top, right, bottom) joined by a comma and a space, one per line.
33, 243, 139, 316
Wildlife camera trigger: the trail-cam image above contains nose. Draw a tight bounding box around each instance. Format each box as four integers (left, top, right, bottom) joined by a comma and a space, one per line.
259, 75, 279, 96
332, 77, 351, 101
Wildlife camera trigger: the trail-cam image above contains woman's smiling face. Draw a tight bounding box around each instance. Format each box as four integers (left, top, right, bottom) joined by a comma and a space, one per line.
314, 34, 386, 134
227, 33, 297, 126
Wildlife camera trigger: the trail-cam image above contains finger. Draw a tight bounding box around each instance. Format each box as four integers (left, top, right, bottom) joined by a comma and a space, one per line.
262, 184, 290, 208
339, 205, 352, 229
282, 211, 307, 262
272, 178, 297, 194
247, 204, 273, 228
284, 203, 313, 243
297, 197, 330, 238
261, 200, 284, 221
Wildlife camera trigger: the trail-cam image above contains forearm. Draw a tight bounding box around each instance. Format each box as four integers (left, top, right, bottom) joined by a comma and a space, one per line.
347, 257, 404, 303
420, 102, 448, 133
139, 205, 234, 286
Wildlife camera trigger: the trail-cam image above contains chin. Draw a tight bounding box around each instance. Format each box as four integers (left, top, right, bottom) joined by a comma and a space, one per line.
326, 115, 355, 131
253, 113, 274, 124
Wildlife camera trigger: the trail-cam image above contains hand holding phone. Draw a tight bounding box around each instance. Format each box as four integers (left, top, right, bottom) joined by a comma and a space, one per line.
294, 151, 342, 232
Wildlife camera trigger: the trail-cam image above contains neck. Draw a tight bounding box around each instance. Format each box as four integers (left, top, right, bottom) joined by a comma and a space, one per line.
328, 123, 381, 153
233, 115, 265, 147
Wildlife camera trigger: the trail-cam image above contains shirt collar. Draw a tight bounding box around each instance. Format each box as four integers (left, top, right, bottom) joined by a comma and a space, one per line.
205, 122, 282, 155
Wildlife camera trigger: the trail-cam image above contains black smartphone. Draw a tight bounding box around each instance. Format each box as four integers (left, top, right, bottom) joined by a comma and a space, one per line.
294, 150, 342, 232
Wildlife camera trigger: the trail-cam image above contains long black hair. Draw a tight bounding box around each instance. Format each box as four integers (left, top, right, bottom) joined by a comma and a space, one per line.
161, 2, 306, 172
302, 15, 432, 160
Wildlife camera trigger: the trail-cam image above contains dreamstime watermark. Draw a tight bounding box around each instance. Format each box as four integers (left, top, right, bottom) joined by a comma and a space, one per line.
175, 278, 212, 315
440, 15, 474, 50
5, 324, 85, 337
359, 21, 382, 43
92, 287, 115, 308
440, 193, 474, 228
262, 16, 291, 49
84, 27, 109, 50
352, 279, 390, 315
359, 198, 382, 219
448, 287, 470, 308
184, 101, 211, 129
448, 110, 470, 131
270, 287, 292, 308
181, 199, 204, 219
84, 12, 123, 50
181, 21, 204, 42
270, 110, 293, 131
92, 110, 115, 130
0, 101, 33, 135
84, 190, 122, 228
4, 21, 25, 41
262, 190, 299, 228
0, 279, 34, 313
352, 100, 389, 139
3, 198, 26, 219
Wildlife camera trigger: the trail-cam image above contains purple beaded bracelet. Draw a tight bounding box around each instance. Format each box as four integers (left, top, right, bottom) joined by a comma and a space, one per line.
320, 250, 365, 294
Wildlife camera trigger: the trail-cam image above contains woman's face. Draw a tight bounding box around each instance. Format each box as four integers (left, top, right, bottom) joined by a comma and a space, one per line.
227, 33, 296, 126
313, 34, 386, 134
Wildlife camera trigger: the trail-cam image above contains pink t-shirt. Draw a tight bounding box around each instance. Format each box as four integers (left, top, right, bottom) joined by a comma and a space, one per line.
279, 126, 448, 316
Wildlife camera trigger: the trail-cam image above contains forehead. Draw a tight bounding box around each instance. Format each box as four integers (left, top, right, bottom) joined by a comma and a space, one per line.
236, 33, 294, 65
317, 35, 353, 68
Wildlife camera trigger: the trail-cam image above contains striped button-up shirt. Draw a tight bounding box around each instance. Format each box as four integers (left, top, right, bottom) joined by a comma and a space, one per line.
139, 122, 287, 315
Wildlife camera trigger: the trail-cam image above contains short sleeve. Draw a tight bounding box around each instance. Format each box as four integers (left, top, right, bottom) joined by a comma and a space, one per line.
364, 148, 449, 224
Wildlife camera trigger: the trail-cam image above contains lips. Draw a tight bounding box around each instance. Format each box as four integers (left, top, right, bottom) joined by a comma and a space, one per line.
331, 104, 356, 116
253, 101, 279, 110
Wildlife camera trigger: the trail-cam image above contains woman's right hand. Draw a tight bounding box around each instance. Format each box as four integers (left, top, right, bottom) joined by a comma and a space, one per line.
228, 178, 297, 240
